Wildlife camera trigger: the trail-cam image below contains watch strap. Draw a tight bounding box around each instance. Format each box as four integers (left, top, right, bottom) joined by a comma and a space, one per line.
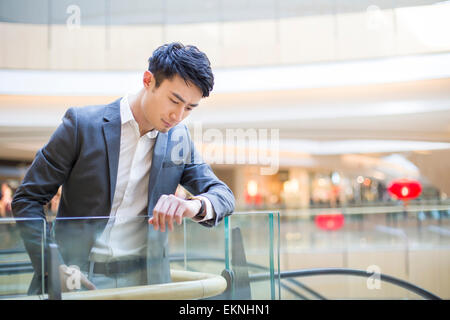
194, 198, 206, 218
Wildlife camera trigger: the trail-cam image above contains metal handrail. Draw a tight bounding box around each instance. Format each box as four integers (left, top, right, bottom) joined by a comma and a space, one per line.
250, 268, 441, 300
170, 256, 442, 300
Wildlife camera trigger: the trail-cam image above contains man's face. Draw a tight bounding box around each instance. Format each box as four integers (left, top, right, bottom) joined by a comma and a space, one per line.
140, 72, 203, 133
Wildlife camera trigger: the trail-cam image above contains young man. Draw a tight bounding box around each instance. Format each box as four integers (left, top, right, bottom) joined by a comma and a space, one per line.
12, 42, 235, 294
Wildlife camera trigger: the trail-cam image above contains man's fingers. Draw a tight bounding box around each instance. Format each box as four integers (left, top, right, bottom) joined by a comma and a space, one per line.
166, 202, 175, 232
158, 195, 173, 232
174, 203, 186, 225
151, 194, 188, 232
151, 195, 166, 230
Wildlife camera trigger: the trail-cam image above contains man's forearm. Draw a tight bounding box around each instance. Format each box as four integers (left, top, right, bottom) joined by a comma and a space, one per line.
12, 198, 51, 277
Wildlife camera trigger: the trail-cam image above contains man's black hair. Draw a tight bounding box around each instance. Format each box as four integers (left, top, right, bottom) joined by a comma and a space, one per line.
148, 42, 214, 97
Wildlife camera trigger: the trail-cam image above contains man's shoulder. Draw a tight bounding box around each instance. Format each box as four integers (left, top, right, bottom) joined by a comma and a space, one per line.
74, 100, 118, 117
67, 99, 121, 124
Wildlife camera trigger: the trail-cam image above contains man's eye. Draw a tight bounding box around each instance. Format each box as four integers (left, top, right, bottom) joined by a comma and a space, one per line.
170, 99, 179, 104
186, 107, 193, 111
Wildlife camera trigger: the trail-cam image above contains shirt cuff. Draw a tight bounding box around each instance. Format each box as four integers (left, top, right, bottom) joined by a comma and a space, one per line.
190, 196, 216, 223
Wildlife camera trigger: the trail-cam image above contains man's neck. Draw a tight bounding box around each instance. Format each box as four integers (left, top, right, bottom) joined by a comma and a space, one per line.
128, 90, 155, 137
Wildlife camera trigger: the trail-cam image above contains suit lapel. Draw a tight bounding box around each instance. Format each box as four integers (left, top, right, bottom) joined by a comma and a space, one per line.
147, 131, 168, 215
102, 99, 122, 207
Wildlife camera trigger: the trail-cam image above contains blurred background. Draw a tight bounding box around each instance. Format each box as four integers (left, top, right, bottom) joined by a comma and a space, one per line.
0, 0, 449, 299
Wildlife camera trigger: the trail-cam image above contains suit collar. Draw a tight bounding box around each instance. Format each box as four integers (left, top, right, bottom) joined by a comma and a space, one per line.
103, 98, 122, 122
102, 98, 122, 207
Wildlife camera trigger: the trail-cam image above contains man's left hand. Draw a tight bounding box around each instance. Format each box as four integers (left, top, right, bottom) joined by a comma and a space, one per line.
149, 194, 201, 232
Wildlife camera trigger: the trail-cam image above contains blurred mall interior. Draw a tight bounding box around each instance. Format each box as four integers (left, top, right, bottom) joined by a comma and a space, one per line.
0, 0, 449, 300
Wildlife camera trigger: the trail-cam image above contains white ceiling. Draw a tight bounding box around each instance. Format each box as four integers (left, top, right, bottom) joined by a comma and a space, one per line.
0, 53, 449, 164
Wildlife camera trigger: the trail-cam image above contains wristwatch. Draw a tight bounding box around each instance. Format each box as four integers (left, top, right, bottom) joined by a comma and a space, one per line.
194, 198, 206, 218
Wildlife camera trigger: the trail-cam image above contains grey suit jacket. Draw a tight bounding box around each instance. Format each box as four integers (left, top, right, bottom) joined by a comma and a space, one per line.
12, 98, 235, 294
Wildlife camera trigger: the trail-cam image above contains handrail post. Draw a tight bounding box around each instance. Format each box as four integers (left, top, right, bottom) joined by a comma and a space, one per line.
47, 243, 61, 300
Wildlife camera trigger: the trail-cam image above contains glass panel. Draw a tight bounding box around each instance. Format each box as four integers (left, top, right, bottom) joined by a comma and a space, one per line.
169, 217, 228, 277
0, 217, 46, 299
228, 211, 281, 300
279, 204, 450, 300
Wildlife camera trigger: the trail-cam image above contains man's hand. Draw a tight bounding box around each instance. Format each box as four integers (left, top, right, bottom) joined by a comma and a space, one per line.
59, 264, 96, 292
149, 194, 202, 232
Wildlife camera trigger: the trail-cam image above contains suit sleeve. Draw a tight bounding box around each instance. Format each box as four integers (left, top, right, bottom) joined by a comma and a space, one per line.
180, 126, 235, 227
11, 107, 79, 281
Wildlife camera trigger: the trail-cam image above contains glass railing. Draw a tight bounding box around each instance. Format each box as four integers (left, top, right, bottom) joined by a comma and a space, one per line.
2, 205, 447, 300
0, 211, 281, 300
0, 217, 46, 299
175, 211, 282, 300
227, 212, 281, 300
277, 204, 450, 300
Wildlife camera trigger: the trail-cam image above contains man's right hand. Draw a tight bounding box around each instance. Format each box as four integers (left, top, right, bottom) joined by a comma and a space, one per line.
59, 264, 97, 292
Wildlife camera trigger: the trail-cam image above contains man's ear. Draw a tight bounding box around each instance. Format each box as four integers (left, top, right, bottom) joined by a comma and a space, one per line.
143, 70, 154, 88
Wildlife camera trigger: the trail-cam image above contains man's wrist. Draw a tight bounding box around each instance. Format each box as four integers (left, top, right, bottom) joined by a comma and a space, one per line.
194, 198, 206, 218
187, 195, 215, 222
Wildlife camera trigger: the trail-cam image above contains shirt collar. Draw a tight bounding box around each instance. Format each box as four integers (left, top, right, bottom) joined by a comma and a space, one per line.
120, 94, 159, 139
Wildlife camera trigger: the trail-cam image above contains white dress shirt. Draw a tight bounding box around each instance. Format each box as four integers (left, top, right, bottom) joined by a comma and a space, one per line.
89, 94, 214, 263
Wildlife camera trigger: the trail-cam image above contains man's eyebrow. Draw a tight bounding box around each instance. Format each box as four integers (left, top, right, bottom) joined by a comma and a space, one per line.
171, 91, 198, 107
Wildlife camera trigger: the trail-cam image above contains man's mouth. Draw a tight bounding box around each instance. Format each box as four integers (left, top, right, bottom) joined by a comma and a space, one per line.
162, 119, 172, 128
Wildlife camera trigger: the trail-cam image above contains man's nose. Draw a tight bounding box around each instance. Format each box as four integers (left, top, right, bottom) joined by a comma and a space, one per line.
169, 108, 183, 122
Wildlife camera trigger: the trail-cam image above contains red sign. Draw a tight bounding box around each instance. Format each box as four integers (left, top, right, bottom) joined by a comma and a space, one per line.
245, 192, 262, 206
315, 213, 345, 231
387, 179, 422, 201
